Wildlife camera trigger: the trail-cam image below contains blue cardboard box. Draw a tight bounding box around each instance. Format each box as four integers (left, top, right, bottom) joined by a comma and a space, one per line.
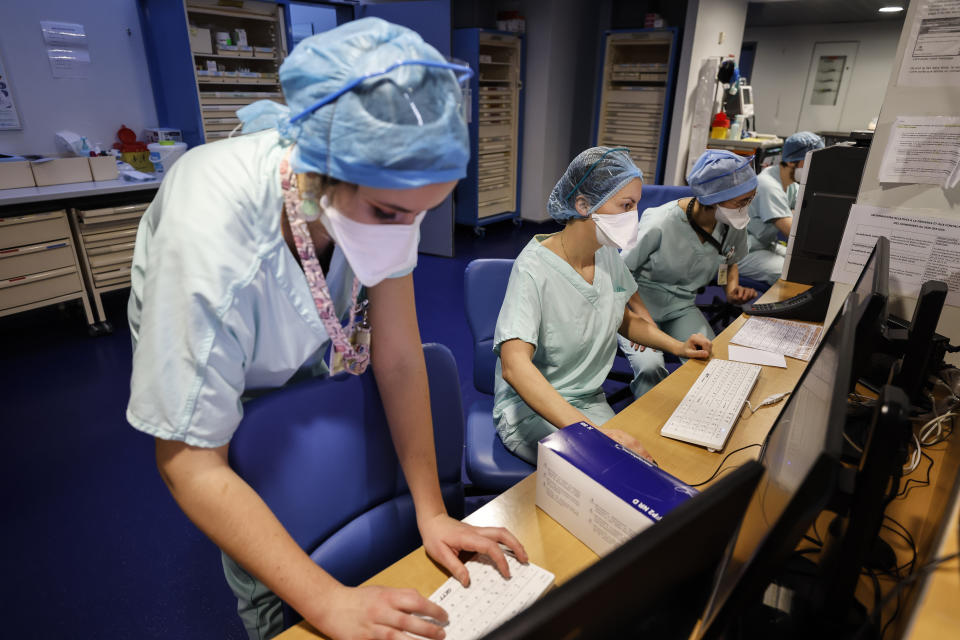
535, 422, 698, 555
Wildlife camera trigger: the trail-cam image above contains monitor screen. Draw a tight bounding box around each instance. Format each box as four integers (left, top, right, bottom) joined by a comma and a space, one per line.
698, 295, 856, 638
740, 85, 752, 105
850, 237, 892, 390
480, 462, 765, 640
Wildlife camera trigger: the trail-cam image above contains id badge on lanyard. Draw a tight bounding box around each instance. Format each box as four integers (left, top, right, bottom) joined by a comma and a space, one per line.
717, 246, 735, 286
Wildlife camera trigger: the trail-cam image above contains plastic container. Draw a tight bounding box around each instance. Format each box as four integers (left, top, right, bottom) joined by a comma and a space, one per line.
711, 112, 730, 140
147, 142, 188, 175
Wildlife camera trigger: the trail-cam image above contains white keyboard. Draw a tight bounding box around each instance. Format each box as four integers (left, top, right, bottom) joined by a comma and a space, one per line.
660, 359, 762, 451
414, 552, 554, 640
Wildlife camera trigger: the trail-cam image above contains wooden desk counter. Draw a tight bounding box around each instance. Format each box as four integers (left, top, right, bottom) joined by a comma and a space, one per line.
277, 281, 813, 639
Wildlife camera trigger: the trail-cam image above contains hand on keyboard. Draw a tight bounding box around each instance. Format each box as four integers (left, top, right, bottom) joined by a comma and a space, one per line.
419, 513, 528, 587
321, 583, 449, 640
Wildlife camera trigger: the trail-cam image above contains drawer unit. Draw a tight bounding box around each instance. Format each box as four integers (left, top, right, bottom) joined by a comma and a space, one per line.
71, 203, 148, 323
0, 209, 93, 325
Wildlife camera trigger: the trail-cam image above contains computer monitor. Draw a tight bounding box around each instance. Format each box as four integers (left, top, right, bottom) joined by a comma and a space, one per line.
739, 85, 754, 118
784, 145, 869, 284
893, 280, 948, 403
697, 294, 858, 639
817, 384, 912, 631
849, 236, 892, 391
480, 461, 765, 640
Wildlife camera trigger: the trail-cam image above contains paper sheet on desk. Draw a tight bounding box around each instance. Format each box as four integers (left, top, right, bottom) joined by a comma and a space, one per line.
730, 317, 823, 361
727, 345, 788, 368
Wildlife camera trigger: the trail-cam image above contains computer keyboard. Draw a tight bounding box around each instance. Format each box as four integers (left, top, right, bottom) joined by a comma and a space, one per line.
660, 359, 762, 451
413, 552, 555, 640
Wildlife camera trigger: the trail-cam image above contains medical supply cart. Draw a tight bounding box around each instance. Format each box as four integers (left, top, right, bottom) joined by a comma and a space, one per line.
593, 29, 678, 184
453, 29, 525, 236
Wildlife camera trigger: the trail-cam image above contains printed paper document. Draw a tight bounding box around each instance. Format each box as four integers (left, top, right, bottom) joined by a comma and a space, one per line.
730, 317, 823, 361
878, 116, 960, 187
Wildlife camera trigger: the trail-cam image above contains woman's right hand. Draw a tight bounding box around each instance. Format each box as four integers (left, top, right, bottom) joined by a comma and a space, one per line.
600, 427, 657, 465
679, 333, 712, 359
318, 584, 449, 640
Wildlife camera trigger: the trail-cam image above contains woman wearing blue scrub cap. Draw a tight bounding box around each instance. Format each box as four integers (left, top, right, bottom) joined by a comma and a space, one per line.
126, 18, 524, 640
617, 149, 759, 399
740, 131, 824, 284
492, 147, 712, 465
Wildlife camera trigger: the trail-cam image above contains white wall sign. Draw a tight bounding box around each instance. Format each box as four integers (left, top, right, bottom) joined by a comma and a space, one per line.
879, 116, 960, 187
898, 0, 960, 86
0, 51, 22, 130
40, 21, 90, 79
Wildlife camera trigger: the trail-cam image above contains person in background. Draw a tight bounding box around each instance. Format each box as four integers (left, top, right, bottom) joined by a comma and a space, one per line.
618, 149, 757, 399
493, 147, 712, 465
738, 131, 824, 284
126, 19, 525, 640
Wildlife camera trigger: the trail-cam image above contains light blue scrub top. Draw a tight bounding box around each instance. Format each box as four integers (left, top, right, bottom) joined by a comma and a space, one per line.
622, 200, 748, 323
746, 166, 794, 252
126, 130, 409, 448
492, 235, 638, 428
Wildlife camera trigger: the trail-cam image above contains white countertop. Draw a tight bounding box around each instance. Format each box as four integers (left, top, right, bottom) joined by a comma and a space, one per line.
0, 177, 162, 207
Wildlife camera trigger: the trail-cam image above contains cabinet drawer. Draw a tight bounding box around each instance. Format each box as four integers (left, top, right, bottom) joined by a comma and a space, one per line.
0, 266, 82, 311
0, 240, 76, 280
77, 204, 147, 227
0, 211, 70, 250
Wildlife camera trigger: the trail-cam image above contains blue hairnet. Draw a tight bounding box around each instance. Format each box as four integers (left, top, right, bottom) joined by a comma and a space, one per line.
687, 149, 757, 206
546, 147, 643, 221
237, 17, 468, 189
782, 131, 825, 163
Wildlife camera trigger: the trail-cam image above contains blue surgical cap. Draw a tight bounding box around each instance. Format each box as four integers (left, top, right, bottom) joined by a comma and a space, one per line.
237, 17, 468, 189
687, 149, 757, 206
546, 147, 643, 221
782, 131, 825, 163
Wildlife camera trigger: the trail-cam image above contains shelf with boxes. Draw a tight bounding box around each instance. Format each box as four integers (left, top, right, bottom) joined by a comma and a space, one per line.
594, 29, 677, 184
186, 0, 287, 142
454, 29, 525, 234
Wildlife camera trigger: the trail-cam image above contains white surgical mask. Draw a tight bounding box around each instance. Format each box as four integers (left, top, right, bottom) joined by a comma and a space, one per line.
319, 195, 425, 287
715, 205, 750, 230
591, 210, 639, 252
792, 166, 807, 184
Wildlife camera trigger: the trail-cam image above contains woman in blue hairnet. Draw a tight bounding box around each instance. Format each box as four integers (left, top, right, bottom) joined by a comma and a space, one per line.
617, 149, 758, 399
126, 18, 525, 640
493, 147, 713, 464
739, 131, 824, 284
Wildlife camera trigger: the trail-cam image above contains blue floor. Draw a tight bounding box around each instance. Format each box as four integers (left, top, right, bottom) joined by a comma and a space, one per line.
1, 218, 566, 639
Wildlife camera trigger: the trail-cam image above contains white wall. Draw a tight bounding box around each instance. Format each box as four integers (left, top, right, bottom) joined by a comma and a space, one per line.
663, 0, 749, 186
0, 0, 157, 156
744, 21, 902, 136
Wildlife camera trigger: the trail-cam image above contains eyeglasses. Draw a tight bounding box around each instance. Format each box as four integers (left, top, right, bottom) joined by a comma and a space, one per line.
289, 59, 474, 125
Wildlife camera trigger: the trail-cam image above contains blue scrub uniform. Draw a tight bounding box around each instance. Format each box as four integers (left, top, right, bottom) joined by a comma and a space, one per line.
492, 235, 638, 464
126, 129, 413, 639
618, 200, 748, 398
740, 165, 794, 284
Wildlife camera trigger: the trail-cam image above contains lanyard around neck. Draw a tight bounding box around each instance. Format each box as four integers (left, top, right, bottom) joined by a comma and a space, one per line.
685, 198, 729, 256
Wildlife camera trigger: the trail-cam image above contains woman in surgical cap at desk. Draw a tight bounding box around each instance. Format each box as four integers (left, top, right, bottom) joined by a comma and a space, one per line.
493, 147, 712, 465
618, 149, 759, 399
126, 18, 525, 640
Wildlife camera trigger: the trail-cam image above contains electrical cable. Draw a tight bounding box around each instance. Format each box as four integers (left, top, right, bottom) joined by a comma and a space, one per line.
685, 443, 762, 487
896, 451, 934, 500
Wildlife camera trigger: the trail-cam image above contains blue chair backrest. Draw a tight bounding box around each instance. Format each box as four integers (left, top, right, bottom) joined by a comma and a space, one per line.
637, 184, 694, 217
228, 343, 464, 586
464, 259, 514, 395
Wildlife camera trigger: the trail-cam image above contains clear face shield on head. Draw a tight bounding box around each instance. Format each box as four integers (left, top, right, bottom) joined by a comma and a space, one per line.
288, 57, 474, 126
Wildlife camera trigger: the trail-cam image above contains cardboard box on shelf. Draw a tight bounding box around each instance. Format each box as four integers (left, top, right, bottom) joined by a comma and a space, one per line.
88, 156, 119, 181
30, 158, 93, 187
0, 161, 37, 189
189, 26, 213, 54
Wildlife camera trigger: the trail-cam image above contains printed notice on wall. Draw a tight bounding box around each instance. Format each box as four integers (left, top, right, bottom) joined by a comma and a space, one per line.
878, 116, 960, 187
40, 22, 90, 79
831, 204, 960, 306
898, 0, 960, 86
0, 51, 22, 130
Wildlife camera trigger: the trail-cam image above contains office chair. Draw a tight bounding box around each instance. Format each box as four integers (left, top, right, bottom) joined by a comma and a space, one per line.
463, 259, 536, 493
696, 275, 769, 335
229, 342, 465, 623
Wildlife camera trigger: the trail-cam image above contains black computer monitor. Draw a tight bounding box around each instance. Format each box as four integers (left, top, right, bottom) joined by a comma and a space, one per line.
893, 280, 948, 403
785, 144, 869, 284
849, 236, 892, 391
480, 461, 765, 640
697, 294, 858, 640
816, 384, 912, 631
